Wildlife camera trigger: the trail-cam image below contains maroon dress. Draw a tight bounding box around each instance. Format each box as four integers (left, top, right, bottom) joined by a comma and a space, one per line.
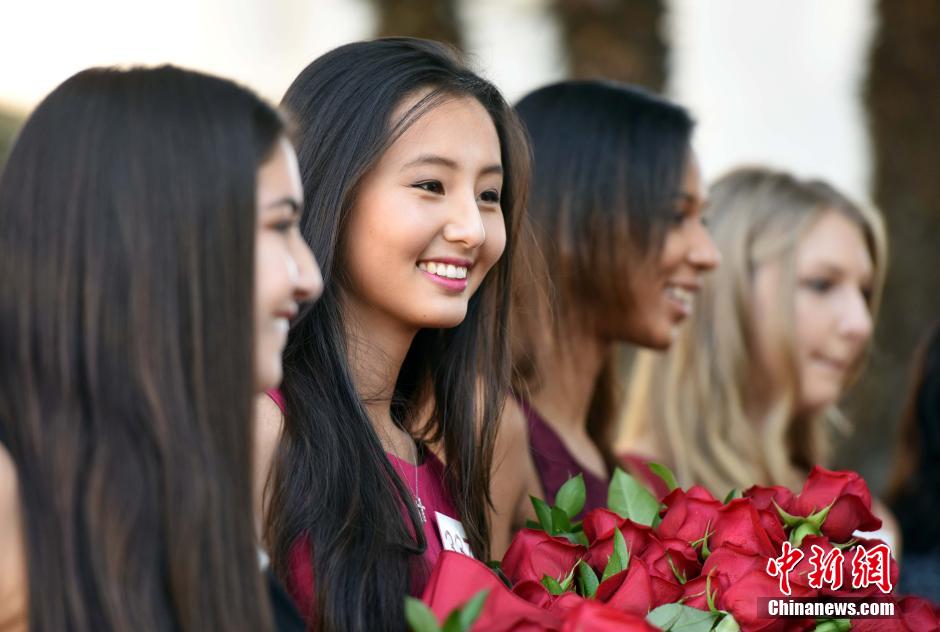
516, 396, 672, 519
265, 390, 464, 621
515, 395, 609, 518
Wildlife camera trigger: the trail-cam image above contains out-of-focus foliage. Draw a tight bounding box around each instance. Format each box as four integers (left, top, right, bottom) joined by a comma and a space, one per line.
554, 0, 666, 91
841, 1, 940, 488
372, 0, 462, 49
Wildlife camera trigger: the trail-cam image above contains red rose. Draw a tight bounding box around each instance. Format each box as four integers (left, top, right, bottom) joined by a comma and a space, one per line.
547, 592, 588, 620
583, 514, 655, 574
639, 537, 701, 585
744, 485, 796, 514
512, 580, 554, 609
680, 575, 710, 610
421, 552, 562, 632
658, 485, 722, 545
720, 569, 815, 632
595, 559, 655, 617
582, 508, 630, 543
502, 528, 585, 586
790, 466, 882, 542
560, 600, 660, 632
710, 499, 778, 557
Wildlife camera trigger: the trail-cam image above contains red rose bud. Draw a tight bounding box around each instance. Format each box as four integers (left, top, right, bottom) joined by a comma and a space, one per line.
711, 498, 778, 557
658, 485, 722, 546
560, 600, 660, 632
583, 517, 655, 574
791, 467, 882, 543
502, 529, 585, 586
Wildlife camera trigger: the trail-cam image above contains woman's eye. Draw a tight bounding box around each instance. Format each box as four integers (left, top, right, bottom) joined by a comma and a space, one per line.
414, 180, 445, 195
802, 278, 834, 293
271, 220, 294, 234
479, 189, 501, 204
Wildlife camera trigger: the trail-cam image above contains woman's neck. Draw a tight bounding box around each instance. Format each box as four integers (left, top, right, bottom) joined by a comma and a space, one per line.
529, 328, 609, 435
343, 301, 420, 462
0, 446, 27, 631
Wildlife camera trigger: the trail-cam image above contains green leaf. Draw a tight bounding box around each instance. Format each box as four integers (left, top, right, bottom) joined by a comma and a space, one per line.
457, 590, 489, 631
713, 612, 741, 632
723, 488, 742, 503
531, 496, 553, 533
576, 560, 599, 598
833, 538, 858, 551
813, 620, 851, 632
555, 473, 586, 519
525, 519, 540, 530
442, 609, 462, 632
405, 597, 441, 632
607, 468, 660, 526
601, 528, 630, 582
558, 530, 590, 547
551, 506, 571, 533
541, 574, 565, 595
648, 462, 679, 493
646, 603, 718, 631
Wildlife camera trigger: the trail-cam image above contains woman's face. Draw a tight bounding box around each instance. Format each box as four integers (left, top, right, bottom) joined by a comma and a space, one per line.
752, 210, 875, 414
341, 95, 506, 332
620, 153, 721, 349
254, 137, 323, 392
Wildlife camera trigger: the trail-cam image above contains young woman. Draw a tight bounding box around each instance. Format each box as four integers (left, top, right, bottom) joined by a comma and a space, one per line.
622, 167, 887, 497
488, 80, 721, 556
888, 320, 940, 601
0, 65, 321, 632
256, 38, 529, 630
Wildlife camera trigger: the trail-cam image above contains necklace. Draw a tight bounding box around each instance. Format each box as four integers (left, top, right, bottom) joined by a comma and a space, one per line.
409, 440, 427, 524
385, 427, 427, 524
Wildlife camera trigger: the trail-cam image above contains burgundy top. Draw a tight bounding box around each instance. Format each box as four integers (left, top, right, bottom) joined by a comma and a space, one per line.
265, 389, 462, 620
516, 396, 609, 518
517, 397, 672, 519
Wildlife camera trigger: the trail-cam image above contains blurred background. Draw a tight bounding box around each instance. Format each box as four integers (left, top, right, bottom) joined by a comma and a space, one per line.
2, 0, 938, 495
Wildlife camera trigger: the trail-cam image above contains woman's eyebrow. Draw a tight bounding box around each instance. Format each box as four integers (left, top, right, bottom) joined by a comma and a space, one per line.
402, 154, 503, 177
263, 197, 302, 214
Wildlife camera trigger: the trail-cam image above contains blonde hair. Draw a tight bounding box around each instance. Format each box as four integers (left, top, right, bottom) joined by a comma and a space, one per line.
621, 167, 888, 494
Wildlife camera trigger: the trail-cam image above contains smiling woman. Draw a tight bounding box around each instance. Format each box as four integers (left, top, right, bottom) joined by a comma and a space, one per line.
254, 38, 530, 632
621, 166, 887, 496
488, 80, 720, 557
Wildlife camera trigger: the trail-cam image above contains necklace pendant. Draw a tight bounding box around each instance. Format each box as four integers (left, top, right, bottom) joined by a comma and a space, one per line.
415, 495, 427, 523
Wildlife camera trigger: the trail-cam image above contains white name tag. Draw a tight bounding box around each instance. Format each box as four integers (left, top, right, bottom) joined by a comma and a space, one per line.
435, 511, 474, 558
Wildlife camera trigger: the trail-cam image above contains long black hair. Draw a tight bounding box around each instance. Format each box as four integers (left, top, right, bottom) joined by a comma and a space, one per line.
0, 66, 283, 631
512, 80, 694, 473
265, 38, 530, 631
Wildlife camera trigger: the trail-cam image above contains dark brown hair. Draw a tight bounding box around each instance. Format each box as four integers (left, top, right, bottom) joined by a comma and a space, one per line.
512, 80, 694, 471
0, 65, 283, 631
265, 38, 530, 631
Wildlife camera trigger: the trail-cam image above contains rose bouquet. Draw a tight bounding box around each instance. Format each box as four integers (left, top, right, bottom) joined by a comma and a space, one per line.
408, 465, 940, 631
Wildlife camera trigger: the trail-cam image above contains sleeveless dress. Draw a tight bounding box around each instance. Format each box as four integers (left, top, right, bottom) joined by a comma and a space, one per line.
516, 396, 671, 518
265, 389, 463, 621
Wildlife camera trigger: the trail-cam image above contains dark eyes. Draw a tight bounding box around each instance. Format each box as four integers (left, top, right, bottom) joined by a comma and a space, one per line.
479, 189, 501, 204
412, 181, 501, 204
414, 180, 445, 195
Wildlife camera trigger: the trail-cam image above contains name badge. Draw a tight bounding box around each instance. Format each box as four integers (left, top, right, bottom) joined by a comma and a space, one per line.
435, 511, 474, 558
